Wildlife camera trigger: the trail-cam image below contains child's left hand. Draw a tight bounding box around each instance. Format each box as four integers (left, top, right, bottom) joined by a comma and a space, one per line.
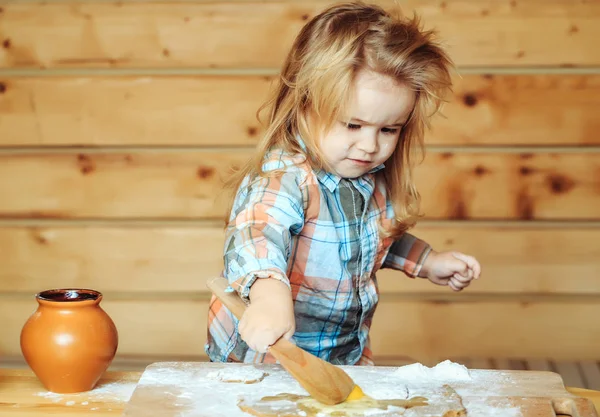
421, 251, 481, 291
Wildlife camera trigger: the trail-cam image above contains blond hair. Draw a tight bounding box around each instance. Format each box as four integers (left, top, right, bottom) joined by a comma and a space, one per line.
225, 1, 453, 237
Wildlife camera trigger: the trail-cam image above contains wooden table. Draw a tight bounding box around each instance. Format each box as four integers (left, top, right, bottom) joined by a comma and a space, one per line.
1, 368, 599, 416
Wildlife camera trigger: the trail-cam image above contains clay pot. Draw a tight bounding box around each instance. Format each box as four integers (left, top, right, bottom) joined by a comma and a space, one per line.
20, 288, 118, 393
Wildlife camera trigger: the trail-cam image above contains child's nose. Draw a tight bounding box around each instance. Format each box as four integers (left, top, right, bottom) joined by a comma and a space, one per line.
357, 132, 378, 154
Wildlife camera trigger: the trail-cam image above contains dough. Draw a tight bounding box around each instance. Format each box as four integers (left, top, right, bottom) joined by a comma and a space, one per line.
206, 366, 267, 384
238, 385, 466, 417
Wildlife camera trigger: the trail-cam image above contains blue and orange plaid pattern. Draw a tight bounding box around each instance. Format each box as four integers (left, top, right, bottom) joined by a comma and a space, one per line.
206, 148, 431, 365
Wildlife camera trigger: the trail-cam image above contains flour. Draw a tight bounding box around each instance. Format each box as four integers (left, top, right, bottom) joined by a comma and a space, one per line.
207, 366, 267, 383
461, 399, 523, 417
394, 361, 523, 417
128, 362, 410, 417
34, 378, 137, 407
121, 362, 531, 417
394, 360, 472, 381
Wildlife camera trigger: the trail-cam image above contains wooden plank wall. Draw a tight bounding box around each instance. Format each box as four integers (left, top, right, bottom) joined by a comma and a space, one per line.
0, 0, 599, 368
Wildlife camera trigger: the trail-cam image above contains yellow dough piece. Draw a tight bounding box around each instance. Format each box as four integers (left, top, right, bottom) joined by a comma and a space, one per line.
345, 385, 365, 401
238, 384, 467, 417
238, 392, 427, 417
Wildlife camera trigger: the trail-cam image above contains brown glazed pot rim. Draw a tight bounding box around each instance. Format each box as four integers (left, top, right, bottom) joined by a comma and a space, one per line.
36, 288, 103, 304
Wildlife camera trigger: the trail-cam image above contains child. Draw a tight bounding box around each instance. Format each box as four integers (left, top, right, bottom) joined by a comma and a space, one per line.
206, 1, 481, 366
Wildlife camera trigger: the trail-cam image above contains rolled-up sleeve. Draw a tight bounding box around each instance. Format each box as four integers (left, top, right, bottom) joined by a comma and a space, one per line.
382, 233, 432, 278
224, 169, 306, 300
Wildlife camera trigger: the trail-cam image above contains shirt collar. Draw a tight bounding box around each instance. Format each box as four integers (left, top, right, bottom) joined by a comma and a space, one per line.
316, 163, 385, 192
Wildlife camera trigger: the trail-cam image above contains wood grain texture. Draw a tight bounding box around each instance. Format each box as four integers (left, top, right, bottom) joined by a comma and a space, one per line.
0, 368, 139, 416
0, 151, 597, 220
0, 76, 271, 147
0, 151, 244, 219
368, 300, 600, 362
1, 74, 599, 146
417, 151, 600, 220
0, 224, 598, 294
1, 1, 599, 69
438, 74, 600, 146
2, 298, 600, 361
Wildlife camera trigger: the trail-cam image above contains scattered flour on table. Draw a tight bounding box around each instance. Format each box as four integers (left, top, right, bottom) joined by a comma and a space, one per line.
34, 378, 137, 407
394, 359, 471, 381
41, 362, 521, 417
130, 363, 411, 417
397, 360, 523, 417
461, 399, 523, 417
206, 366, 267, 383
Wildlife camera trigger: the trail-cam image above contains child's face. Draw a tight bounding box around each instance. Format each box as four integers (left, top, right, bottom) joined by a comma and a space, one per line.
318, 69, 415, 178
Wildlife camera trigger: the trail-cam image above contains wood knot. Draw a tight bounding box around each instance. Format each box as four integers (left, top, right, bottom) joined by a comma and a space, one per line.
184, 17, 190, 22
301, 13, 309, 20
482, 74, 494, 80
445, 239, 454, 245
481, 9, 489, 16
197, 166, 214, 179
34, 233, 48, 245
463, 94, 478, 107
77, 154, 95, 175
2, 38, 10, 49
473, 165, 489, 176
247, 126, 258, 136
516, 50, 525, 58
440, 152, 453, 160
0, 82, 6, 94
450, 199, 467, 220
516, 190, 534, 220
440, 1, 447, 9
547, 174, 574, 194
519, 153, 533, 160
429, 299, 451, 306
568, 25, 579, 34
519, 166, 534, 176
162, 48, 170, 57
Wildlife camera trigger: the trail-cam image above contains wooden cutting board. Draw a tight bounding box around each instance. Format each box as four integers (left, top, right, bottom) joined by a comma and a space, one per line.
122, 361, 598, 417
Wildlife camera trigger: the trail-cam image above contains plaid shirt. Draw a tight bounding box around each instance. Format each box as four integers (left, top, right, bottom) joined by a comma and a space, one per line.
206, 148, 431, 365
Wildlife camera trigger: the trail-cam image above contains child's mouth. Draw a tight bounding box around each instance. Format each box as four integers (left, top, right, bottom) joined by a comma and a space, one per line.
348, 158, 372, 166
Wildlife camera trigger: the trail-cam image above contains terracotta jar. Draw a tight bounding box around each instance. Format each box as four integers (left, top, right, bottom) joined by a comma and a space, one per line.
20, 288, 118, 393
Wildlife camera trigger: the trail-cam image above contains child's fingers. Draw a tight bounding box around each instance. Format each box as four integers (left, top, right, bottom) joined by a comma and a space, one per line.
451, 275, 469, 289
472, 260, 482, 279
283, 322, 296, 341
452, 252, 480, 278
239, 314, 281, 353
448, 279, 462, 291
452, 271, 472, 283
245, 328, 281, 353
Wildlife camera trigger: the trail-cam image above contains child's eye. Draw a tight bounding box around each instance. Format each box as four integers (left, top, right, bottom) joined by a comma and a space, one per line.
381, 127, 399, 135
346, 123, 361, 130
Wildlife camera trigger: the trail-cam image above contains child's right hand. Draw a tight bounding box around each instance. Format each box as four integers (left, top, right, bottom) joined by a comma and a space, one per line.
239, 278, 295, 353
